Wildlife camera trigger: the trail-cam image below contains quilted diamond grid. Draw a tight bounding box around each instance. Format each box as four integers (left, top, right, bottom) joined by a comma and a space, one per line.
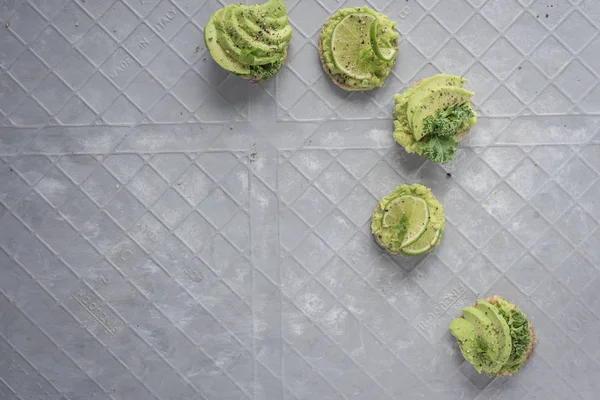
278, 148, 467, 394
274, 120, 600, 397
279, 181, 434, 398
0, 0, 251, 127
1, 0, 600, 399
0, 135, 597, 398
0, 149, 278, 400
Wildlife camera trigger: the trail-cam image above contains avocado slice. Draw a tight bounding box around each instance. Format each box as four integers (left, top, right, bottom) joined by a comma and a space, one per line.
204, 14, 251, 76
215, 7, 281, 66
227, 7, 290, 56
412, 87, 474, 141
248, 0, 290, 34
476, 301, 512, 372
460, 306, 503, 373
449, 318, 483, 368
242, 14, 292, 44
407, 74, 466, 130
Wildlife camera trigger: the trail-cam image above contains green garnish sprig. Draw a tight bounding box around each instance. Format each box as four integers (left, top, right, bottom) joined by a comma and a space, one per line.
420, 103, 474, 164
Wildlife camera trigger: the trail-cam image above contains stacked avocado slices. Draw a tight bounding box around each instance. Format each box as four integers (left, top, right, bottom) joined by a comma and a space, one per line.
204, 0, 292, 80
393, 74, 478, 164
450, 296, 535, 376
371, 184, 445, 256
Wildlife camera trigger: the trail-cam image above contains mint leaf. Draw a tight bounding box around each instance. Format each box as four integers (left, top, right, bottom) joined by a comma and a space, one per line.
421, 135, 458, 164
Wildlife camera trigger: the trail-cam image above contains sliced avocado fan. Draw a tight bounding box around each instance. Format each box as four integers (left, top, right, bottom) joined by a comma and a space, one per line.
450, 298, 532, 375
204, 0, 292, 78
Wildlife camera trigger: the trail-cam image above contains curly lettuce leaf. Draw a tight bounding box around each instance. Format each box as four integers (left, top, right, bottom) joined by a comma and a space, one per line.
506, 310, 530, 365
495, 304, 531, 373
416, 103, 473, 164
423, 103, 474, 138
420, 135, 458, 164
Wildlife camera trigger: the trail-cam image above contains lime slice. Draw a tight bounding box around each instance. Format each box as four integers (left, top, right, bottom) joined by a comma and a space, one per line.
382, 195, 429, 247
331, 13, 376, 80
370, 19, 396, 61
400, 225, 441, 256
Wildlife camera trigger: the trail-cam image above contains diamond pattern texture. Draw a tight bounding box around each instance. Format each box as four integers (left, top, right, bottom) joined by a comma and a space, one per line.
0, 1, 599, 400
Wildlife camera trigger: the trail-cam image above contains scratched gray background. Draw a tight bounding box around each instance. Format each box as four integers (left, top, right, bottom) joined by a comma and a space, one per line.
0, 0, 599, 399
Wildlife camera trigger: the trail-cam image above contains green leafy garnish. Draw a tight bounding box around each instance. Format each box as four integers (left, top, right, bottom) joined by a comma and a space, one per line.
358, 47, 383, 73
506, 310, 530, 365
495, 303, 531, 373
423, 103, 474, 138
389, 214, 409, 243
474, 336, 492, 359
420, 135, 458, 164
248, 59, 284, 79
418, 103, 473, 164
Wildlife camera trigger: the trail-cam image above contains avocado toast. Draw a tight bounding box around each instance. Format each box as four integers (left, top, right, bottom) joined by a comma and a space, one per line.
204, 0, 292, 81
318, 6, 399, 91
393, 74, 478, 163
371, 184, 444, 256
450, 296, 536, 376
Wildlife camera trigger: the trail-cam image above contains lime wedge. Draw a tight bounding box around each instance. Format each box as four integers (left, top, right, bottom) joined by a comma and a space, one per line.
370, 19, 396, 61
382, 195, 429, 247
400, 225, 441, 256
331, 13, 376, 80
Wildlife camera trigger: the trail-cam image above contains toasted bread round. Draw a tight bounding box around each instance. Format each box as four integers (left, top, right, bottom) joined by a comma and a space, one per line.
455, 295, 536, 377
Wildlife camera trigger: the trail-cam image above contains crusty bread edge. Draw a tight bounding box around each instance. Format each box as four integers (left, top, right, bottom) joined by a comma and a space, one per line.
455, 295, 536, 377
244, 76, 263, 83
